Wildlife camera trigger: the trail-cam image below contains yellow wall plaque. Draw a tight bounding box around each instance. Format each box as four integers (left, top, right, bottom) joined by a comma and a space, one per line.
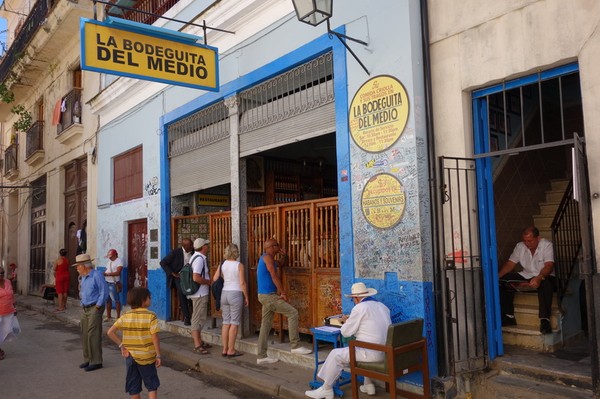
360, 173, 405, 229
349, 75, 409, 153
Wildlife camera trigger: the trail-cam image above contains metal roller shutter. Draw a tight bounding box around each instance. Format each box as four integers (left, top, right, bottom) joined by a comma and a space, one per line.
170, 138, 230, 196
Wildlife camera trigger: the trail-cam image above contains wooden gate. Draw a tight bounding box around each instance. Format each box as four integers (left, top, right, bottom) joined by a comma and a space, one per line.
170, 198, 340, 333
248, 198, 340, 334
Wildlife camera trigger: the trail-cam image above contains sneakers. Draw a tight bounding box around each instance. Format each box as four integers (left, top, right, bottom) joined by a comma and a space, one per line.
291, 346, 313, 355
103, 317, 112, 323
501, 314, 517, 326
305, 386, 334, 399
256, 357, 278, 364
540, 318, 552, 334
360, 383, 376, 395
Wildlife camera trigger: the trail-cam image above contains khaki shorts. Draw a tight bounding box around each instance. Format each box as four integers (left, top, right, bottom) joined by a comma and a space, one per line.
190, 295, 209, 331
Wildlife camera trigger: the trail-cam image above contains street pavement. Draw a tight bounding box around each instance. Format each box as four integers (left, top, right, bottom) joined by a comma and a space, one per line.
10, 294, 390, 399
0, 306, 275, 398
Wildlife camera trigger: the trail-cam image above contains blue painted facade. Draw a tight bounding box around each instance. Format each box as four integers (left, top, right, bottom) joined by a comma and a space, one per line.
97, 0, 438, 386
158, 0, 438, 384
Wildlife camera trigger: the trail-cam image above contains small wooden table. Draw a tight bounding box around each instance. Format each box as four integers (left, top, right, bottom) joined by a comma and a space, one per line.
309, 326, 352, 397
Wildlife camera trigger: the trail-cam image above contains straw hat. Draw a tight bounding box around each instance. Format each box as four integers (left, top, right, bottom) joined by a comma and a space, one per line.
344, 282, 378, 298
71, 254, 94, 267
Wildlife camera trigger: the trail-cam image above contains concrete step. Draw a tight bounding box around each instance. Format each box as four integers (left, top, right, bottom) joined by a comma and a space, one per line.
513, 292, 558, 308
513, 304, 560, 330
533, 215, 553, 229
502, 324, 562, 351
482, 374, 592, 399
538, 201, 561, 215
491, 344, 593, 392
550, 179, 570, 192
545, 190, 566, 203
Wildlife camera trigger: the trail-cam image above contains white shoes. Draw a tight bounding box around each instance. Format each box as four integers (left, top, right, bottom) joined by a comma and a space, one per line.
360, 383, 376, 395
291, 346, 313, 355
304, 386, 334, 399
256, 357, 278, 364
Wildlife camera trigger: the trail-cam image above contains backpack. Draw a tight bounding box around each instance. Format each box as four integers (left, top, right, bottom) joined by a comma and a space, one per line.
179, 254, 201, 296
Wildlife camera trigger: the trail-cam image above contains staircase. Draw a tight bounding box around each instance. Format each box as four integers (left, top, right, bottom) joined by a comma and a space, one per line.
501, 179, 570, 352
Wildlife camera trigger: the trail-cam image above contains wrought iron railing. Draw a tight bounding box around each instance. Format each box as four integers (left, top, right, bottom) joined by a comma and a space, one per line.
57, 88, 82, 135
4, 143, 18, 175
551, 180, 582, 308
26, 120, 44, 159
0, 0, 56, 84
105, 0, 180, 25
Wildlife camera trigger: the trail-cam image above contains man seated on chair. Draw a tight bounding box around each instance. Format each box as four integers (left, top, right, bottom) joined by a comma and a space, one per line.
499, 226, 556, 334
305, 282, 391, 399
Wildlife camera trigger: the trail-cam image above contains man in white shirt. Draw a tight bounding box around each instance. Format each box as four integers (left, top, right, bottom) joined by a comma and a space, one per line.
305, 282, 391, 399
189, 238, 212, 354
499, 226, 556, 334
103, 249, 124, 322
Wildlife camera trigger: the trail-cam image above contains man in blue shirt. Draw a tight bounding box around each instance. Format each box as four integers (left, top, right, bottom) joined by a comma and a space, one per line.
256, 239, 312, 364
73, 254, 108, 372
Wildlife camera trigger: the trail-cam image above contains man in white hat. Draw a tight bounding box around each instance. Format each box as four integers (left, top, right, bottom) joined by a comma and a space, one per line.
72, 254, 109, 372
305, 282, 392, 399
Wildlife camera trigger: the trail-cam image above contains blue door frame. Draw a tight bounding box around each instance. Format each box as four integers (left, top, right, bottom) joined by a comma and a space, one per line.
471, 62, 579, 360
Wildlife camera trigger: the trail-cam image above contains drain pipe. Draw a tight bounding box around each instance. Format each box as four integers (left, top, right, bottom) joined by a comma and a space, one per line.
419, 0, 445, 375
464, 375, 473, 399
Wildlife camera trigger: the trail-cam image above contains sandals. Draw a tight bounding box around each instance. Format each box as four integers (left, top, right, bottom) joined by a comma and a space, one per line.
0, 348, 5, 360
227, 352, 243, 358
193, 346, 210, 355
201, 342, 212, 349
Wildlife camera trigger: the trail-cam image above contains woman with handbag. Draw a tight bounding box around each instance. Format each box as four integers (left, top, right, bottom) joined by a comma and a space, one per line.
213, 243, 248, 358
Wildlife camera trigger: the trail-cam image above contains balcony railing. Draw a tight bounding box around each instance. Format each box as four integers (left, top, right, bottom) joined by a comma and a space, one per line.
57, 88, 82, 135
105, 0, 180, 25
26, 120, 44, 159
0, 0, 58, 85
4, 143, 18, 175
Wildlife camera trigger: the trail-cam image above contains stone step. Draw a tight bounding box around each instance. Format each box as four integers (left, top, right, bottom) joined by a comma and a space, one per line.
482, 374, 592, 399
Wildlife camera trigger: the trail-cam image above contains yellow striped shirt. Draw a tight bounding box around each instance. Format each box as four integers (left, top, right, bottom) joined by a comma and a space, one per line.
114, 308, 159, 365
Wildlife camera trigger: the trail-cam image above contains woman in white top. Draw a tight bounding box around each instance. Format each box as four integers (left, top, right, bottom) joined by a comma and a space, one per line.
213, 244, 248, 357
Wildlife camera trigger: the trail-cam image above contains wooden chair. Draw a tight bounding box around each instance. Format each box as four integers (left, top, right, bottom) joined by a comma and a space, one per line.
349, 318, 430, 398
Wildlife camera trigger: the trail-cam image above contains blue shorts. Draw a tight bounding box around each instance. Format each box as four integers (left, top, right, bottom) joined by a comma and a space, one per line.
107, 283, 120, 304
125, 356, 160, 395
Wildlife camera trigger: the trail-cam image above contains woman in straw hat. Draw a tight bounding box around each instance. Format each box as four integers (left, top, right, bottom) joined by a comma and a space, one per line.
305, 282, 391, 399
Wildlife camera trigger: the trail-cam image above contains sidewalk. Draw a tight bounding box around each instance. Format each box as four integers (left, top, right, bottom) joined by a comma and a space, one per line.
16, 294, 388, 399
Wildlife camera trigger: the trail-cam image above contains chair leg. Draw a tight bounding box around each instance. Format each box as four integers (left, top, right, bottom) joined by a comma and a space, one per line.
351, 373, 360, 398
389, 377, 397, 398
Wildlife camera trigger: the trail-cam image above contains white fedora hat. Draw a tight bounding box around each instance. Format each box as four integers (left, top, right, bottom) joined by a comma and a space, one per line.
344, 282, 378, 298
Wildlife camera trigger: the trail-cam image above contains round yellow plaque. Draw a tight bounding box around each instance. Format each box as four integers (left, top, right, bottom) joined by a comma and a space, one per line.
349, 75, 409, 153
361, 173, 406, 229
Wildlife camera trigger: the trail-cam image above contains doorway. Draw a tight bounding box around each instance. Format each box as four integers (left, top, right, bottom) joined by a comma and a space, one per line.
128, 219, 148, 288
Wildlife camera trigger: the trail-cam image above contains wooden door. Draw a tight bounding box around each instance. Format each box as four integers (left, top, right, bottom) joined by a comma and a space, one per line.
64, 158, 87, 296
128, 219, 148, 288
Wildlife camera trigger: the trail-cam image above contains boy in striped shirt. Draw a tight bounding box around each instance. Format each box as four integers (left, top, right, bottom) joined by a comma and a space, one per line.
108, 287, 161, 399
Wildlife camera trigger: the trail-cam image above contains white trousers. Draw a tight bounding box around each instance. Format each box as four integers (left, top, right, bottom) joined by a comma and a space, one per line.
317, 347, 382, 387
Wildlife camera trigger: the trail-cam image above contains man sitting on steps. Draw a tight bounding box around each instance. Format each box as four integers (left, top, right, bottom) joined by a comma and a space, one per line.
499, 226, 556, 334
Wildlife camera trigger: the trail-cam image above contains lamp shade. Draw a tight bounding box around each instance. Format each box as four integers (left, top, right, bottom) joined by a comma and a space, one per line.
292, 0, 332, 27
